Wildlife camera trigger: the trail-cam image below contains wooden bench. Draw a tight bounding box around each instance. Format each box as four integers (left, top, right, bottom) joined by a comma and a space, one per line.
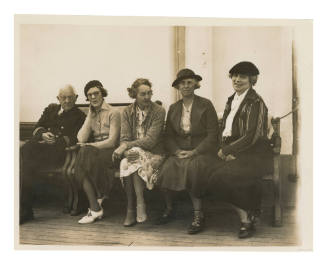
20, 104, 282, 226
19, 103, 130, 215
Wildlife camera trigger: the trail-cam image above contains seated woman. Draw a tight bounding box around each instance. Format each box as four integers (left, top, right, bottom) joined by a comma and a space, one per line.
157, 69, 219, 234
112, 78, 166, 226
74, 80, 121, 224
206, 61, 273, 238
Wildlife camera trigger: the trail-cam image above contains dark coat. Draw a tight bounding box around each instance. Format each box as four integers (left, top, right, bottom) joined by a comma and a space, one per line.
165, 95, 219, 155
221, 88, 271, 156
20, 104, 86, 215
32, 103, 86, 148
205, 88, 273, 210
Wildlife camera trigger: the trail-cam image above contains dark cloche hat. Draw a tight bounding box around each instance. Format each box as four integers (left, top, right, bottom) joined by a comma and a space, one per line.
84, 80, 104, 97
229, 61, 260, 76
172, 68, 202, 87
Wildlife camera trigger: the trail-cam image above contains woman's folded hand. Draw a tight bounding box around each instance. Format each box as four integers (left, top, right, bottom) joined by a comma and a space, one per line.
126, 150, 139, 162
176, 150, 195, 159
112, 143, 128, 162
225, 154, 236, 161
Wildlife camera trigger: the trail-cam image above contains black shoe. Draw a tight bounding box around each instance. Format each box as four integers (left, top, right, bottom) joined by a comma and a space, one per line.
187, 214, 205, 234
154, 209, 175, 225
238, 222, 256, 239
70, 208, 82, 216
20, 209, 34, 225
62, 206, 71, 214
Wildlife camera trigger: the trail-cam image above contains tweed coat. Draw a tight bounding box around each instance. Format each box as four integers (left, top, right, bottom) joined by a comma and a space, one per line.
120, 101, 166, 155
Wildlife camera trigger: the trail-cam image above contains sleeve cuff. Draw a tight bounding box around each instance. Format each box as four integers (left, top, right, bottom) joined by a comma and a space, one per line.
32, 127, 47, 139
221, 146, 235, 156
195, 149, 201, 156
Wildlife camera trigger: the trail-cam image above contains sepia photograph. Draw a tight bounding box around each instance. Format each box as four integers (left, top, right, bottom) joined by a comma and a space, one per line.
14, 15, 312, 250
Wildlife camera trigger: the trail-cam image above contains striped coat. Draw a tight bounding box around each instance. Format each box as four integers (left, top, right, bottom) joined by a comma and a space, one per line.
221, 88, 269, 156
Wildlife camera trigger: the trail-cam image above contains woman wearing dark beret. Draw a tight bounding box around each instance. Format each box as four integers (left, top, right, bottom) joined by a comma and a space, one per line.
157, 69, 219, 234
75, 80, 121, 224
206, 61, 273, 238
112, 78, 166, 226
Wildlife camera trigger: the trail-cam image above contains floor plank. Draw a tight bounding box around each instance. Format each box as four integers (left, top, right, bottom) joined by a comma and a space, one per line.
19, 202, 299, 247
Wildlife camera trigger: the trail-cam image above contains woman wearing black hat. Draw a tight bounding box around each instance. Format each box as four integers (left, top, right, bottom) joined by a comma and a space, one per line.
206, 61, 273, 238
74, 80, 121, 224
157, 69, 219, 234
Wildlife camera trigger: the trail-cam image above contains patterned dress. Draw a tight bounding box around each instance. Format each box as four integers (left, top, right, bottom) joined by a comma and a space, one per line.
119, 106, 165, 190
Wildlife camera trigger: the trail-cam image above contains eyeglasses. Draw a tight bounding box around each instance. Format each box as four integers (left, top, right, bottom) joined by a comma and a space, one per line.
58, 96, 75, 101
87, 91, 101, 98
138, 91, 153, 97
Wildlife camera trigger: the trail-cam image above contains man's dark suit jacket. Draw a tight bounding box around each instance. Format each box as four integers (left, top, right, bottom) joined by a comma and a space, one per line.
32, 103, 86, 148
20, 103, 86, 216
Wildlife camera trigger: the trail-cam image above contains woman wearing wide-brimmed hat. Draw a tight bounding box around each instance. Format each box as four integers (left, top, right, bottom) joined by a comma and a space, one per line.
156, 69, 219, 234
205, 61, 273, 238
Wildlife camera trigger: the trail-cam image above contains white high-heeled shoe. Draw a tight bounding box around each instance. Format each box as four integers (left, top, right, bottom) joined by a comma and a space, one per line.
78, 208, 103, 224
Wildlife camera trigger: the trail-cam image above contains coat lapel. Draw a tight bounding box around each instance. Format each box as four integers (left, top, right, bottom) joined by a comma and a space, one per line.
233, 88, 255, 119
170, 100, 183, 134
190, 95, 206, 134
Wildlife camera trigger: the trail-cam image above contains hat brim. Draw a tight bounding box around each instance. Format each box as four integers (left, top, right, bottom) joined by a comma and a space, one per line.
172, 74, 202, 87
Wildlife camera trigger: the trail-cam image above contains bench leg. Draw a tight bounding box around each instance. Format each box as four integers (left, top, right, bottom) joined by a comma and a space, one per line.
62, 178, 73, 213
272, 156, 283, 227
61, 151, 73, 213
65, 151, 82, 216
70, 180, 80, 216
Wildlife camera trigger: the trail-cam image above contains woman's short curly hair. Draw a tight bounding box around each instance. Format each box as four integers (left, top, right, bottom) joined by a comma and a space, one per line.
228, 73, 258, 86
127, 78, 152, 99
84, 80, 108, 101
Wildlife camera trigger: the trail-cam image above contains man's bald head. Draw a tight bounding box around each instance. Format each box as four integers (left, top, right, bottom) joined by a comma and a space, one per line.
58, 84, 77, 97
57, 84, 78, 111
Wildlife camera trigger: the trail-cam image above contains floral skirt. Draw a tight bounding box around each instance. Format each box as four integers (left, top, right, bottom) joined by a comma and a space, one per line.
119, 147, 165, 190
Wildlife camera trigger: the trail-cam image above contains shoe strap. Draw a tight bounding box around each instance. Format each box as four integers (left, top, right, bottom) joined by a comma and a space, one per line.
192, 215, 202, 226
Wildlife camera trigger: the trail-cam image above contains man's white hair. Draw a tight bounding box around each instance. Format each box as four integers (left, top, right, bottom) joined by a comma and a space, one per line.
58, 84, 77, 96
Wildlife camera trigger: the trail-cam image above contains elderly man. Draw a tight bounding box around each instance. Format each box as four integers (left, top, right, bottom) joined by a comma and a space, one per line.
20, 85, 86, 224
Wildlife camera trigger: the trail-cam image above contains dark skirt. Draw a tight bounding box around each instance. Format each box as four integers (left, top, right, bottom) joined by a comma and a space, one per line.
74, 145, 116, 197
204, 152, 273, 211
159, 154, 212, 196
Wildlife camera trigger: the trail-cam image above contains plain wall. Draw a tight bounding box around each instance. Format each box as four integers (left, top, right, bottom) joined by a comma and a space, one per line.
19, 25, 175, 121
19, 25, 293, 154
185, 27, 293, 154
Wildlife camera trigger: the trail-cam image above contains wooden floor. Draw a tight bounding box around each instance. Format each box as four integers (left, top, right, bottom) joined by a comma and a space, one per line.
19, 199, 299, 247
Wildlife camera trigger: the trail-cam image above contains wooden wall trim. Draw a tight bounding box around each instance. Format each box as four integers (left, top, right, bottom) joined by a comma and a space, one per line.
174, 26, 185, 101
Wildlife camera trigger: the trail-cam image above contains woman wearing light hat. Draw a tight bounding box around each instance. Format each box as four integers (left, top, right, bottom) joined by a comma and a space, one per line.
157, 69, 219, 234
206, 61, 273, 238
